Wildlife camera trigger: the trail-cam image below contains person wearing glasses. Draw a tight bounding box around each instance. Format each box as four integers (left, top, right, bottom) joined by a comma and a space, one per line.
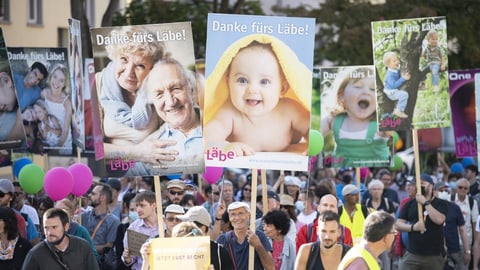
201, 184, 220, 213
338, 210, 396, 270
451, 178, 478, 269
122, 191, 159, 270
162, 179, 186, 212
396, 173, 448, 270
163, 204, 185, 238
436, 181, 471, 270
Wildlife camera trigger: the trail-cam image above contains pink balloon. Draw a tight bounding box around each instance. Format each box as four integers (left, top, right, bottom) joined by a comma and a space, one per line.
44, 167, 74, 201
69, 163, 93, 196
202, 166, 223, 184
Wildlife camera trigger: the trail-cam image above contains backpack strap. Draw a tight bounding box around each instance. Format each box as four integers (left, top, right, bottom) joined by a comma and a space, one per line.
306, 223, 314, 243
469, 196, 474, 211
361, 205, 369, 218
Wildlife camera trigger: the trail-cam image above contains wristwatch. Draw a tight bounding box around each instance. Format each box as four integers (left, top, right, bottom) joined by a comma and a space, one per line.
215, 217, 222, 221
423, 201, 431, 207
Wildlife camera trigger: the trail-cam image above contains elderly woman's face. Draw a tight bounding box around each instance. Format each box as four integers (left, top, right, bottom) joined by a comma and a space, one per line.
0, 72, 16, 112
114, 51, 154, 93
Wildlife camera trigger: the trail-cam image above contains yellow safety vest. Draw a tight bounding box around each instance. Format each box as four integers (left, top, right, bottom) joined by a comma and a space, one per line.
338, 245, 380, 270
339, 204, 367, 246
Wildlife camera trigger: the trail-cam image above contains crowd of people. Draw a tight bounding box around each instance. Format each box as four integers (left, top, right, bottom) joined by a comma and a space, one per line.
1, 159, 480, 269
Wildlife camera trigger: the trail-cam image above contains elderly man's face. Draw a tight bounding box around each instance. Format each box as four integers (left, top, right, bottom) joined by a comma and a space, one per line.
228, 207, 249, 230
148, 63, 195, 132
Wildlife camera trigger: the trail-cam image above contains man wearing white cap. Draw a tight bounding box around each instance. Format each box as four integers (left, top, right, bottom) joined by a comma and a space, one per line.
177, 206, 234, 269
163, 204, 185, 237
339, 184, 371, 246
216, 201, 274, 270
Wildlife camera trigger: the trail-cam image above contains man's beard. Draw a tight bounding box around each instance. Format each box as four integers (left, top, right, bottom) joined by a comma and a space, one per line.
48, 231, 67, 246
323, 240, 335, 249
90, 200, 99, 208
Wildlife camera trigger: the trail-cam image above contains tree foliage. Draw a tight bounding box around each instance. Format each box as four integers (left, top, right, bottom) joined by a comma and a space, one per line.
275, 0, 480, 69
111, 0, 264, 59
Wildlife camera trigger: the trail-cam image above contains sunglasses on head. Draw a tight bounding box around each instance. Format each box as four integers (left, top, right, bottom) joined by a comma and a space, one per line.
169, 190, 184, 196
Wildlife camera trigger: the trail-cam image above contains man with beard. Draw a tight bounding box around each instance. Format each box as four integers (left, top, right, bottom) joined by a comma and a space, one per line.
396, 173, 448, 270
295, 211, 351, 270
22, 208, 99, 270
82, 183, 120, 256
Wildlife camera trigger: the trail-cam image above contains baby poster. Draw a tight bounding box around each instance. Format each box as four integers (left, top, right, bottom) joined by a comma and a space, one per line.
372, 16, 451, 131
319, 66, 392, 168
8, 47, 73, 156
0, 29, 25, 150
90, 22, 204, 177
449, 69, 479, 157
69, 18, 86, 151
204, 13, 315, 171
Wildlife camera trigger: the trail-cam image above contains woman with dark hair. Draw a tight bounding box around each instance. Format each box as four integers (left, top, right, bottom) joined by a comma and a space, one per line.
239, 182, 252, 203
0, 206, 32, 269
263, 210, 296, 270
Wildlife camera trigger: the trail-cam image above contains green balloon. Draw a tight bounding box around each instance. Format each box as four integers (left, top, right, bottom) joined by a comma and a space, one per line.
308, 129, 324, 156
18, 164, 45, 194
390, 155, 403, 171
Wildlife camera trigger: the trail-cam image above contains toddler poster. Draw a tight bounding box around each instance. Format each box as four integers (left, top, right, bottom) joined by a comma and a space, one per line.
90, 22, 204, 177
372, 16, 451, 131
204, 13, 315, 171
0, 28, 25, 151
449, 69, 479, 157
318, 66, 392, 168
8, 47, 73, 156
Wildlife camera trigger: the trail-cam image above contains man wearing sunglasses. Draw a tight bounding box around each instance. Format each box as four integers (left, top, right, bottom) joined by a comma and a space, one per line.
163, 179, 185, 212
396, 173, 448, 270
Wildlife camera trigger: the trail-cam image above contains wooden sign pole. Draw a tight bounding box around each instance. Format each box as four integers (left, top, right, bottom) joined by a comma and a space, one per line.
412, 129, 423, 222
261, 169, 267, 215
154, 175, 165, 238
248, 169, 258, 270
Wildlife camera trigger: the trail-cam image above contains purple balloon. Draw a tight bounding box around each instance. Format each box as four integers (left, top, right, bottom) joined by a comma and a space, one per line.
202, 166, 224, 184
69, 163, 93, 196
44, 167, 74, 201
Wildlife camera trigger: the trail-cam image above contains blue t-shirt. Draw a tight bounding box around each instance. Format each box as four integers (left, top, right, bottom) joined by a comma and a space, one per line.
14, 73, 42, 112
443, 201, 465, 254
217, 230, 272, 270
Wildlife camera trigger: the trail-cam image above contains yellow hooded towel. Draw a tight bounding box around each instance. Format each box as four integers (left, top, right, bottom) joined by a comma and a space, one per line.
204, 33, 312, 126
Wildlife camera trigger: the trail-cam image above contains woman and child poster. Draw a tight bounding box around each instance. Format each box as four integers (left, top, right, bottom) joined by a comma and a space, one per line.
371, 16, 451, 132
8, 46, 74, 156
90, 22, 205, 177
203, 13, 315, 171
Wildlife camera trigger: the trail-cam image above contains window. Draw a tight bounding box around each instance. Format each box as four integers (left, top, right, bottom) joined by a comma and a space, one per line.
0, 0, 10, 22
27, 0, 42, 25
